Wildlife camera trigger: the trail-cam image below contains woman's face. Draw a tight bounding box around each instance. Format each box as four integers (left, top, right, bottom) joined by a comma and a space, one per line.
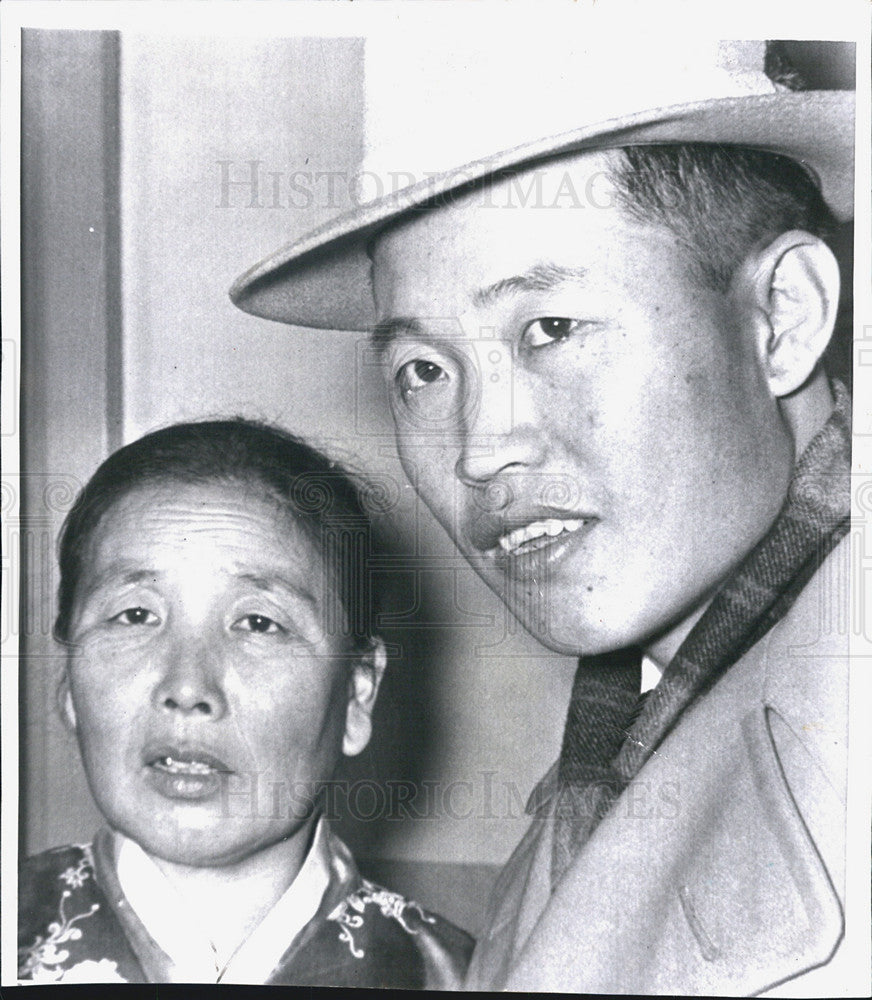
61, 479, 380, 869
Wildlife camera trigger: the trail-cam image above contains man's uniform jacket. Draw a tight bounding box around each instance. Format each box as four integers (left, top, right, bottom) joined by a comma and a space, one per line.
466, 534, 852, 996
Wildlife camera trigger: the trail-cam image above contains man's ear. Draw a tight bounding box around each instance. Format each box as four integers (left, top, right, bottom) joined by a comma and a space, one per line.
342, 637, 387, 757
56, 671, 77, 732
743, 230, 840, 397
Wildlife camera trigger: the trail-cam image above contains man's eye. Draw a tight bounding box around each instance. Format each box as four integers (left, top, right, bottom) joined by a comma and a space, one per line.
522, 317, 585, 348
233, 614, 282, 635
395, 358, 448, 396
111, 607, 159, 626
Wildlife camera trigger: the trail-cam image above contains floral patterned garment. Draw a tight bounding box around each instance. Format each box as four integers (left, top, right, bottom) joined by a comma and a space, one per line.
18, 836, 473, 988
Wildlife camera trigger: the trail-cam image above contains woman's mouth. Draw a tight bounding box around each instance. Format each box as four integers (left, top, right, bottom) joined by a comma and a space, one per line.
144, 745, 232, 801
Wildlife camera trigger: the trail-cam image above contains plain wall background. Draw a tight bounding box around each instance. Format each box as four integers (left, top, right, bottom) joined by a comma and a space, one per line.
19, 30, 855, 933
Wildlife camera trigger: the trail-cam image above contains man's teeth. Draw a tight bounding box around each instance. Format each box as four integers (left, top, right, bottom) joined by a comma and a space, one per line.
154, 756, 215, 775
498, 518, 585, 553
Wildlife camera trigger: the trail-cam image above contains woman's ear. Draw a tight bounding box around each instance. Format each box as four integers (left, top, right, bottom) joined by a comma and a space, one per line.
342, 637, 387, 757
56, 670, 77, 732
741, 230, 840, 397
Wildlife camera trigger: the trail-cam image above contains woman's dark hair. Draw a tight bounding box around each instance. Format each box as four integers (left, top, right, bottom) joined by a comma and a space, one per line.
55, 419, 378, 652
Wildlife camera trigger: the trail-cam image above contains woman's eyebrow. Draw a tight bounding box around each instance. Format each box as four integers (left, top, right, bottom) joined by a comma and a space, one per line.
235, 572, 318, 609
84, 566, 162, 597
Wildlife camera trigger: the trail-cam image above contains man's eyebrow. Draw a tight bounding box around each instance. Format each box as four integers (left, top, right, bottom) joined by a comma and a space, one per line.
472, 262, 589, 308
371, 262, 589, 353
370, 316, 429, 354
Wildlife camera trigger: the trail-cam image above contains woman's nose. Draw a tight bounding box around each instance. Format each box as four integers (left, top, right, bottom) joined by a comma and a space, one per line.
152, 639, 228, 720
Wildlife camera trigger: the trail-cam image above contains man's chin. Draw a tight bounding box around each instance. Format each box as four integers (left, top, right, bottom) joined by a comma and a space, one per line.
506, 609, 629, 658
470, 558, 653, 655
505, 592, 674, 657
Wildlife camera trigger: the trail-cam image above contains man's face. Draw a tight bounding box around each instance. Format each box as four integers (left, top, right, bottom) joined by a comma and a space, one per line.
371, 150, 795, 658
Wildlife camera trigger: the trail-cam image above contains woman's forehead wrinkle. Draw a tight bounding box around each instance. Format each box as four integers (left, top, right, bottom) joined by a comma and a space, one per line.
112, 491, 283, 544
82, 489, 325, 598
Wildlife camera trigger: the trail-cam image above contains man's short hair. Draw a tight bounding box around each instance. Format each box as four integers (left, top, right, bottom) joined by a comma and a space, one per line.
610, 144, 838, 292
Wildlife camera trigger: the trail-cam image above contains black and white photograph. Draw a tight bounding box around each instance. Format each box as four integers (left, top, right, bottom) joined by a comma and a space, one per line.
2, 1, 870, 994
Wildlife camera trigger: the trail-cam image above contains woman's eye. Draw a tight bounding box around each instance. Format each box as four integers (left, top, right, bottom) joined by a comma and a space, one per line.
522, 317, 585, 348
395, 358, 448, 396
111, 607, 159, 627
233, 614, 282, 635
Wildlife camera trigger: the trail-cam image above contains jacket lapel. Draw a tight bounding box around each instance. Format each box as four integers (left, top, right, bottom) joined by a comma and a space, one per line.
502, 657, 844, 995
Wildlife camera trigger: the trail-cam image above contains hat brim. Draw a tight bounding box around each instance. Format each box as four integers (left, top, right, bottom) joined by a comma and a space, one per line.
230, 90, 855, 332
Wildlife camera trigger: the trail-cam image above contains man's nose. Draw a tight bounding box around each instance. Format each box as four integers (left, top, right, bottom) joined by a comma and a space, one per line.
152, 638, 228, 720
454, 360, 546, 487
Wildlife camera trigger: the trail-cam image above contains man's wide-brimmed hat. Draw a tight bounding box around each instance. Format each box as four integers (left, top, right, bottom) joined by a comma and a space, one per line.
229, 37, 854, 332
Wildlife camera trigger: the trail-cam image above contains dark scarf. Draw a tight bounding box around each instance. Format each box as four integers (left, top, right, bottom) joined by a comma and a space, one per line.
550, 381, 852, 886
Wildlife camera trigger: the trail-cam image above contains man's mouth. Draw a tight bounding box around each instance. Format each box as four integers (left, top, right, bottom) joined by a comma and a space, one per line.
497, 518, 587, 556
475, 512, 597, 581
